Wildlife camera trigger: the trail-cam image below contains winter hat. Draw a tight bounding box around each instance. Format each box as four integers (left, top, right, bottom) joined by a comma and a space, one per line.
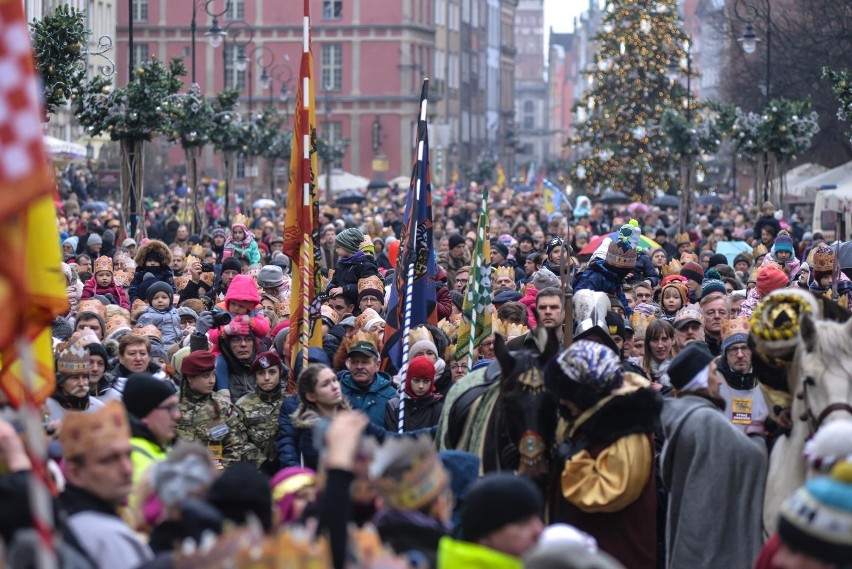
256, 265, 285, 289
544, 340, 624, 400
357, 275, 385, 303
605, 222, 639, 269
667, 341, 714, 391
605, 311, 625, 339
811, 244, 835, 275
102, 229, 115, 247
122, 373, 177, 419
439, 450, 480, 528
448, 234, 466, 249
533, 267, 561, 291
181, 350, 216, 377
145, 281, 173, 307
122, 238, 137, 249
224, 274, 261, 307
270, 466, 317, 524
86, 233, 102, 247
492, 290, 522, 304
250, 350, 282, 374
221, 256, 243, 275
757, 265, 789, 296
459, 472, 543, 542
680, 261, 704, 285
408, 327, 438, 360
708, 253, 728, 268
206, 462, 273, 532
777, 461, 852, 564
700, 278, 727, 300
773, 231, 794, 255
449, 290, 464, 312
62, 236, 79, 251
86, 341, 109, 364
405, 355, 436, 398
51, 316, 73, 342
545, 237, 565, 257
492, 241, 509, 260
660, 278, 689, 307
152, 442, 216, 509
672, 305, 704, 330
524, 541, 625, 569
733, 253, 752, 268
335, 227, 364, 253
212, 227, 226, 239
176, 306, 198, 321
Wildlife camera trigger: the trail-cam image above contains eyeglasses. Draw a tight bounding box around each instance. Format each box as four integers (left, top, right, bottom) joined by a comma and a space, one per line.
635, 292, 652, 300
450, 363, 468, 371
156, 403, 180, 414
480, 340, 494, 348
729, 345, 751, 354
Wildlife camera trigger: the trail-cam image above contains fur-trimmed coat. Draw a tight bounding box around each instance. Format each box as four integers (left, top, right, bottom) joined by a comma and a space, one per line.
550, 385, 662, 569
128, 240, 175, 302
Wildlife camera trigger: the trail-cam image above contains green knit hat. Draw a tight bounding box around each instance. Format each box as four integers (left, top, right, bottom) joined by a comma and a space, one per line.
335, 227, 364, 253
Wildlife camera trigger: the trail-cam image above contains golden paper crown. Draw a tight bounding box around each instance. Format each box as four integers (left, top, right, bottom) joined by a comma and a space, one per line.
77, 299, 106, 320
605, 242, 638, 269
273, 301, 290, 318
106, 315, 132, 338
231, 213, 250, 227
438, 317, 460, 342
133, 325, 162, 340
721, 317, 750, 343
409, 326, 434, 347
355, 307, 384, 332
113, 270, 133, 288
320, 304, 340, 325
372, 438, 449, 511
359, 234, 374, 255
201, 272, 215, 287
174, 275, 190, 291
753, 243, 769, 258
60, 400, 131, 459
629, 311, 656, 338
357, 275, 384, 297
504, 322, 529, 339
680, 252, 698, 263
185, 255, 200, 268
675, 232, 692, 246
93, 255, 113, 274
661, 258, 682, 277
491, 316, 504, 337
811, 248, 835, 273
493, 265, 515, 281
352, 329, 379, 350
55, 331, 98, 374
189, 244, 205, 258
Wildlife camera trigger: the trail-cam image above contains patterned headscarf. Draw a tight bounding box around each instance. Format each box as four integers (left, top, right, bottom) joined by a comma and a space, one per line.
552, 340, 624, 395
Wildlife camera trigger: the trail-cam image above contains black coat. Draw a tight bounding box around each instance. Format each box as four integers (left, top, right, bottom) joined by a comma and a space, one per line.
326, 253, 380, 300
375, 510, 447, 569
384, 395, 443, 432
128, 265, 175, 303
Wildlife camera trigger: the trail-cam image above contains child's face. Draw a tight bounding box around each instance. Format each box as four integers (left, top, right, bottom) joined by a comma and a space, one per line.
145, 259, 160, 268
776, 250, 791, 262
95, 271, 112, 288
229, 300, 254, 315
151, 291, 171, 310
232, 227, 246, 241
819, 274, 833, 287
662, 288, 683, 313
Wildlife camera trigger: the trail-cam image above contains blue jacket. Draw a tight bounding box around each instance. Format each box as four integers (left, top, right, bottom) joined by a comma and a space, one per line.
136, 306, 182, 347
574, 259, 632, 317
275, 395, 313, 469
339, 370, 398, 428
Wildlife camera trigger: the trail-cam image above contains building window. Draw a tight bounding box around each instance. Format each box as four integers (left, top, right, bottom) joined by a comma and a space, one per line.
131, 0, 148, 22
322, 0, 342, 19
321, 44, 343, 90
225, 0, 245, 21
224, 44, 246, 90
131, 44, 149, 67
321, 121, 344, 168
235, 153, 246, 179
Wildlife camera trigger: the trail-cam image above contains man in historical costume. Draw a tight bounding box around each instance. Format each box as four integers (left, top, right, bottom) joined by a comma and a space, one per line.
59, 401, 154, 568
660, 341, 767, 569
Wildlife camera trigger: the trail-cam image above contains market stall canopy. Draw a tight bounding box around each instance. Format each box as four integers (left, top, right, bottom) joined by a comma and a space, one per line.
44, 135, 87, 161
787, 160, 852, 205
387, 175, 411, 188
782, 162, 830, 203
317, 168, 369, 195
821, 182, 852, 211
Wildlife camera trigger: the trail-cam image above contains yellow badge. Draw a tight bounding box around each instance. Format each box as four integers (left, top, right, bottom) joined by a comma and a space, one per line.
732, 397, 753, 425
208, 443, 224, 470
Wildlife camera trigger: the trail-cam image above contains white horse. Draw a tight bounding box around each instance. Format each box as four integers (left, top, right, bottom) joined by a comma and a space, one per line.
763, 313, 852, 531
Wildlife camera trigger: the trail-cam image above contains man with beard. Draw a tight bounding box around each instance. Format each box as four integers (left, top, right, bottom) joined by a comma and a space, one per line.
214, 331, 259, 402
660, 341, 767, 569
170, 246, 187, 277
437, 234, 471, 289
46, 332, 105, 424
716, 318, 769, 433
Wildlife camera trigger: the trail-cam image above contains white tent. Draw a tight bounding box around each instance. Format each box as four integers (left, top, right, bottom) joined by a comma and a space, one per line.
790, 160, 852, 203
43, 135, 87, 160
316, 168, 369, 194
781, 162, 830, 202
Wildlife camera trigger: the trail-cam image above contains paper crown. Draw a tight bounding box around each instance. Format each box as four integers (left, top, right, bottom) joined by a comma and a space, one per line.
320, 304, 340, 325
438, 316, 460, 342
60, 400, 130, 459
674, 305, 704, 326
55, 331, 98, 375
174, 275, 190, 292
680, 252, 699, 263
359, 234, 374, 254
201, 272, 215, 287
675, 232, 692, 246
811, 246, 835, 274
106, 315, 132, 339
661, 258, 682, 277
189, 244, 205, 258
409, 326, 434, 346
753, 243, 769, 258
352, 329, 379, 350
629, 311, 656, 339
371, 437, 449, 511
93, 255, 113, 274
133, 324, 162, 340
721, 317, 750, 343
77, 299, 106, 320
131, 299, 147, 313
231, 213, 250, 228
504, 322, 529, 339
493, 265, 515, 281
357, 275, 384, 298
273, 301, 290, 318
185, 254, 200, 268
113, 270, 133, 288
749, 291, 814, 350
354, 307, 384, 332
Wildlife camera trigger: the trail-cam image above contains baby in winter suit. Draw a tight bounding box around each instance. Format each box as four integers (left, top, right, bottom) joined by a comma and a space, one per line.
136, 281, 182, 347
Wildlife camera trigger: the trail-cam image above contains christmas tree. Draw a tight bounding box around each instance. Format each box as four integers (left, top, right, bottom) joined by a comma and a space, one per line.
569, 0, 691, 198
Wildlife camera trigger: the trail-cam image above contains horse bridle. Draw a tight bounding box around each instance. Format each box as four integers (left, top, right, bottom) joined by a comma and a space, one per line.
797, 376, 852, 434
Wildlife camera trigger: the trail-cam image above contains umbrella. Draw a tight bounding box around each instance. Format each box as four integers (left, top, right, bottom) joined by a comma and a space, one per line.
367, 179, 390, 191
252, 198, 276, 209
81, 201, 108, 213
578, 232, 662, 256
627, 201, 650, 216
387, 175, 411, 188
598, 190, 630, 205
44, 135, 87, 161
716, 241, 751, 265
698, 194, 723, 207
335, 191, 365, 206
651, 195, 680, 208
317, 168, 370, 194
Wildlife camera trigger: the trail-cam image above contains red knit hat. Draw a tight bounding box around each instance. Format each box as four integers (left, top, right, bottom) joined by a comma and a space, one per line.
757, 265, 789, 296
181, 350, 216, 377
405, 355, 435, 398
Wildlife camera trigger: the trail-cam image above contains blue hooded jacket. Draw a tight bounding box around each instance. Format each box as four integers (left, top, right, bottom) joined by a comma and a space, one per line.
338, 369, 397, 428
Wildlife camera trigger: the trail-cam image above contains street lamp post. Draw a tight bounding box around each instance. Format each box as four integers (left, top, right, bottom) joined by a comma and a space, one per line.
734, 0, 772, 203
221, 21, 254, 90
267, 62, 294, 110
236, 45, 275, 111
190, 0, 230, 84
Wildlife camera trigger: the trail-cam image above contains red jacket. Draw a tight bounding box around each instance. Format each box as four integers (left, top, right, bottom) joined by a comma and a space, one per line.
519, 286, 538, 328
81, 277, 130, 310
436, 284, 452, 320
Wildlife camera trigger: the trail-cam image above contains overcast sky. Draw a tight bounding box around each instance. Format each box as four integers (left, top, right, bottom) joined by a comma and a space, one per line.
544, 0, 597, 33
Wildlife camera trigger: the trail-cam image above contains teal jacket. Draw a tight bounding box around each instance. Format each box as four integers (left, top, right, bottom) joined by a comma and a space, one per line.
338, 370, 397, 428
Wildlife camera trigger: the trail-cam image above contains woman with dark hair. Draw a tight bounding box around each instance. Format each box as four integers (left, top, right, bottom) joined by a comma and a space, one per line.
643, 320, 675, 388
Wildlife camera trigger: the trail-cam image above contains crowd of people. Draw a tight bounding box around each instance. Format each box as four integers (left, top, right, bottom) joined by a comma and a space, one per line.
1, 176, 851, 569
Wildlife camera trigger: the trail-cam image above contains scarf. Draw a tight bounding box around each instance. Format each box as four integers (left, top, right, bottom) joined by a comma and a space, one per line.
225, 223, 255, 249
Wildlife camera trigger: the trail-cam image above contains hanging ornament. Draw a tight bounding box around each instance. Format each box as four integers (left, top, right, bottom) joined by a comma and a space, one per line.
602, 23, 614, 33
654, 2, 668, 13
620, 40, 626, 55
696, 170, 706, 183
576, 165, 587, 179
600, 149, 614, 162
640, 19, 651, 34
632, 125, 646, 139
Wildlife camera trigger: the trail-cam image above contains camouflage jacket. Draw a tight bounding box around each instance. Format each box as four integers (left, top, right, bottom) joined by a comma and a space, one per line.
235, 388, 283, 468
176, 389, 251, 468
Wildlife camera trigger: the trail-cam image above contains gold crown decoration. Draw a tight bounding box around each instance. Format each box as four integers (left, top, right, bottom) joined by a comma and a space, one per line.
106, 315, 132, 338
189, 244, 205, 258
355, 307, 384, 332
185, 255, 200, 268
370, 437, 449, 511
438, 317, 460, 343
748, 292, 818, 357
359, 234, 375, 255
504, 322, 529, 339
679, 252, 698, 263
77, 299, 106, 320
113, 270, 133, 288
357, 275, 384, 297
811, 245, 835, 273
55, 331, 98, 375
675, 232, 692, 246
753, 243, 769, 258
174, 275, 190, 292
629, 311, 656, 339
409, 325, 434, 347
133, 324, 162, 340
721, 317, 750, 343
59, 400, 131, 459
273, 301, 290, 318
201, 272, 215, 287
320, 304, 340, 325
231, 213, 250, 228
661, 258, 682, 277
493, 265, 515, 281
93, 255, 113, 274
491, 316, 504, 337
352, 329, 379, 350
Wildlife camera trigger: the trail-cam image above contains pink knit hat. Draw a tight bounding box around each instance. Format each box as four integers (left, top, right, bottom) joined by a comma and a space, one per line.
270, 467, 317, 524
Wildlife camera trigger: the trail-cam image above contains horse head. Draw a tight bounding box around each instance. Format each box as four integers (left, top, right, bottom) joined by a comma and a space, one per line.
493, 332, 558, 480
795, 314, 852, 433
